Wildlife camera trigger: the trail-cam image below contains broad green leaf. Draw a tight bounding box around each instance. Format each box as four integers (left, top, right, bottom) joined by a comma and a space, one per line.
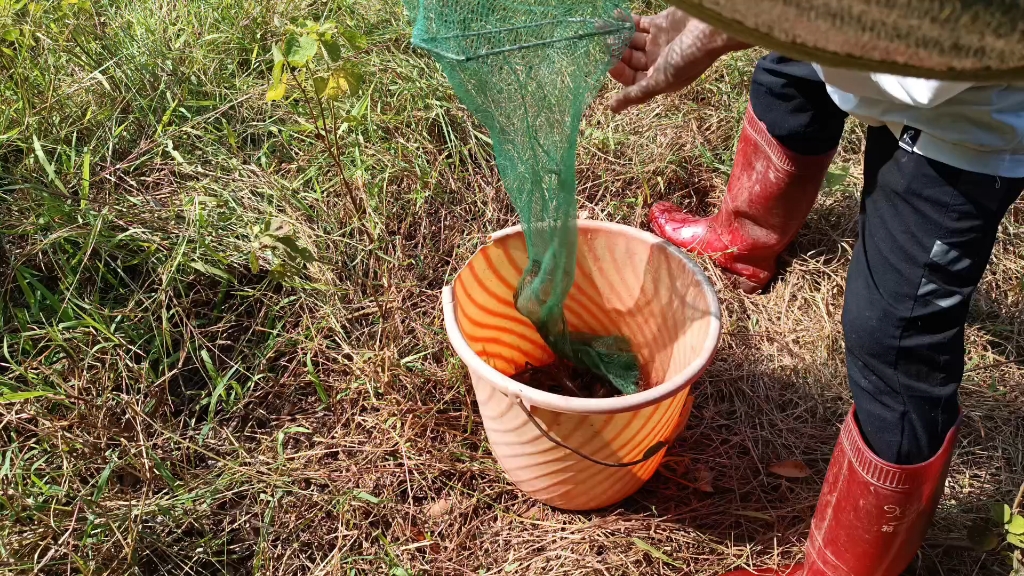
312, 75, 330, 98
1009, 532, 1024, 548
313, 71, 352, 99
341, 29, 367, 50
967, 522, 1001, 552
994, 503, 1013, 524
825, 166, 850, 189
1009, 514, 1024, 535
271, 42, 284, 64
266, 81, 286, 102
274, 235, 314, 263
632, 538, 681, 567
272, 58, 284, 85
389, 568, 409, 576
268, 262, 296, 282
0, 390, 49, 403
338, 64, 363, 96
2, 28, 19, 41
284, 34, 317, 68
322, 37, 343, 63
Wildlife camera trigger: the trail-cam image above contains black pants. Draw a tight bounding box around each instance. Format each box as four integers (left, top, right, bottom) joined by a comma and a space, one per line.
750, 54, 1024, 465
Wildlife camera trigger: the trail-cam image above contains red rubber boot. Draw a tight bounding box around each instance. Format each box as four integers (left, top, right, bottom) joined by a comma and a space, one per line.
649, 104, 836, 293
722, 407, 961, 576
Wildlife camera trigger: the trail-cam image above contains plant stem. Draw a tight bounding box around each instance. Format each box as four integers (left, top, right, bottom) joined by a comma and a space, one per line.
289, 68, 362, 218
1013, 481, 1024, 514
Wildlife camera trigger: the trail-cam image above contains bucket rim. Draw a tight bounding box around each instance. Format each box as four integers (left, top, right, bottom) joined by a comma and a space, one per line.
442, 220, 722, 414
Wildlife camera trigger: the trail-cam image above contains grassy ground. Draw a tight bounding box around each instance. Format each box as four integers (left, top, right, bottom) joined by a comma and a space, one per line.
2, 0, 1023, 574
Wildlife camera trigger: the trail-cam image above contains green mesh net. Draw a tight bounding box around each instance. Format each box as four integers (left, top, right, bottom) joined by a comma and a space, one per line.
407, 0, 641, 395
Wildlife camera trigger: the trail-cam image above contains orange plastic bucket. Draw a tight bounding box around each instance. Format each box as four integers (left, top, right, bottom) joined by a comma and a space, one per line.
442, 220, 721, 510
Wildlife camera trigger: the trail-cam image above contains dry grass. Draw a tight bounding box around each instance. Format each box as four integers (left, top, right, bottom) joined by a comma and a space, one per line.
2, 1, 1023, 575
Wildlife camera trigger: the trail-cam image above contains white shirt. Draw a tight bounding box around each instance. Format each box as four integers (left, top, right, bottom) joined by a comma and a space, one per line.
814, 64, 1024, 178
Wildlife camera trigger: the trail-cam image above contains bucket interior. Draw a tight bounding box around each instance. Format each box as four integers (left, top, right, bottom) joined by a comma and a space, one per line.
451, 222, 718, 392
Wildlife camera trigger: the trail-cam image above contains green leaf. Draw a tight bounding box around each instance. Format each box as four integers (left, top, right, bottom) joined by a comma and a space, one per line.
312, 74, 329, 98
355, 491, 381, 504
2, 28, 20, 41
272, 58, 284, 85
284, 34, 317, 68
266, 81, 286, 102
33, 135, 66, 192
188, 261, 235, 282
967, 522, 1001, 552
322, 37, 343, 63
307, 351, 327, 405
338, 63, 363, 96
632, 538, 681, 567
0, 390, 49, 403
825, 166, 850, 189
1009, 532, 1024, 548
152, 455, 179, 492
341, 29, 367, 50
994, 503, 1013, 524
93, 456, 116, 500
1009, 514, 1024, 535
389, 568, 409, 576
313, 71, 352, 100
274, 235, 313, 263
268, 262, 296, 282
271, 42, 284, 64
276, 426, 311, 456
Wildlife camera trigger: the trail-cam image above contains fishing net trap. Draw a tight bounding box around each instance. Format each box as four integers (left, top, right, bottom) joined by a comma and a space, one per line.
406, 0, 642, 394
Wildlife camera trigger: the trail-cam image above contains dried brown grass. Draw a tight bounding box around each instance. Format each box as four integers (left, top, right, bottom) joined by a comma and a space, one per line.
1, 5, 1022, 575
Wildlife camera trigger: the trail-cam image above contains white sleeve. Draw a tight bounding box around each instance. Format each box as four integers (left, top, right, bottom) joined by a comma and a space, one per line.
813, 64, 974, 109
870, 75, 974, 108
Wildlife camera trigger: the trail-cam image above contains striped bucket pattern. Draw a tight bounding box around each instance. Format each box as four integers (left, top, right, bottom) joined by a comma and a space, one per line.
442, 220, 721, 510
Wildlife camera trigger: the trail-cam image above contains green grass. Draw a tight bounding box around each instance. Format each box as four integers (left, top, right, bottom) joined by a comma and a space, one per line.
2, 0, 1023, 574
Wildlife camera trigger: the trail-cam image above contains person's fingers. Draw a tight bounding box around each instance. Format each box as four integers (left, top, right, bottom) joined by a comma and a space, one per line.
609, 72, 664, 113
628, 30, 648, 50
636, 14, 653, 34
621, 47, 649, 71
608, 61, 638, 86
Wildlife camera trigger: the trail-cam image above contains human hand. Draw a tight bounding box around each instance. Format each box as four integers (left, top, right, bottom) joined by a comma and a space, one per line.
609, 9, 750, 113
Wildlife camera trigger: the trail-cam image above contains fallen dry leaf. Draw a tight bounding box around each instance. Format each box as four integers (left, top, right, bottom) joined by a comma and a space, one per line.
768, 459, 811, 478
426, 499, 450, 518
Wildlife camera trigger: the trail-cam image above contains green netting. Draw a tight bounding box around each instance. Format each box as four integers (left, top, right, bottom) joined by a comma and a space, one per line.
407, 0, 642, 395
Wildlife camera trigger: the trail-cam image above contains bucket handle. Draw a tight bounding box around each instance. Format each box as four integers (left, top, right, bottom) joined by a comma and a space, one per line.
514, 399, 667, 468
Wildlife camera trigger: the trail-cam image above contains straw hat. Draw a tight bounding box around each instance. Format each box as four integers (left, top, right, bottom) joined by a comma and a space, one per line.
670, 0, 1024, 81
